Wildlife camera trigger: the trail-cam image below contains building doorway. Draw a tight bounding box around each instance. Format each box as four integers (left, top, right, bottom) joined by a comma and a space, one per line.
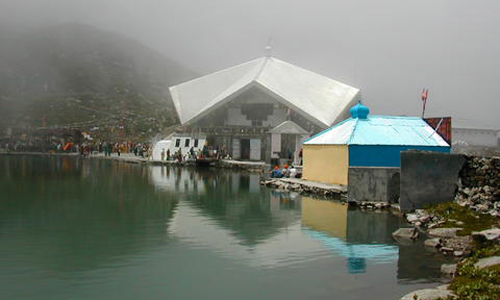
241, 139, 250, 160
281, 134, 296, 161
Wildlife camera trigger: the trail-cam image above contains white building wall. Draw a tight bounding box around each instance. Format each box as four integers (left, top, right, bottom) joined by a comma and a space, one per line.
152, 136, 206, 160
452, 128, 499, 147
263, 108, 287, 127
226, 106, 287, 127
227, 107, 252, 126
152, 140, 172, 161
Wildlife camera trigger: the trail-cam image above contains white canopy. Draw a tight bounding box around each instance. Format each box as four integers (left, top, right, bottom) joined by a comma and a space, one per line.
169, 57, 360, 128
268, 120, 309, 135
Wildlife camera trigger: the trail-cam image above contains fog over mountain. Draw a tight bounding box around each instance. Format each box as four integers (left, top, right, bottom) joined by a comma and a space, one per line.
0, 23, 195, 138
1, 0, 499, 129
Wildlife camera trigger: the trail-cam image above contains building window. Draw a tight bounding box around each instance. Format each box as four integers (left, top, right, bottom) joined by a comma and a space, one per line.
185, 139, 190, 147
252, 120, 263, 126
194, 139, 199, 147
175, 139, 180, 147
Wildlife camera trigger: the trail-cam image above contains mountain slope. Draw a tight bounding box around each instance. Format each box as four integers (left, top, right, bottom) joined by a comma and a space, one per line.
0, 23, 194, 140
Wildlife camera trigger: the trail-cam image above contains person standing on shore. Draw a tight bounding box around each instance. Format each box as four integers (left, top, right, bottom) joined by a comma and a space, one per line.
106, 142, 112, 157
177, 149, 183, 162
161, 149, 165, 161
103, 142, 108, 156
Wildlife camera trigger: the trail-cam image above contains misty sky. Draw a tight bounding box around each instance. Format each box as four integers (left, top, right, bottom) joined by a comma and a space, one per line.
1, 0, 499, 128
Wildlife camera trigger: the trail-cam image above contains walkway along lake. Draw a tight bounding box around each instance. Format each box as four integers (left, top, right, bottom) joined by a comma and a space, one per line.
0, 155, 454, 300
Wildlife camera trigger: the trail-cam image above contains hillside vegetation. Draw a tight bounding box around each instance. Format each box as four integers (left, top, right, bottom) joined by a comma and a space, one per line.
0, 23, 194, 141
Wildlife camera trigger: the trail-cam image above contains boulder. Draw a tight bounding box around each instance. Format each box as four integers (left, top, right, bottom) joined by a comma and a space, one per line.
406, 213, 419, 223
424, 238, 442, 248
472, 228, 500, 241
440, 264, 457, 276
428, 228, 462, 238
400, 288, 456, 300
474, 256, 500, 269
440, 247, 454, 253
392, 228, 419, 240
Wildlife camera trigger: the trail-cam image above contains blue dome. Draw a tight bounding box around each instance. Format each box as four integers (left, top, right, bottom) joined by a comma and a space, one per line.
350, 102, 370, 119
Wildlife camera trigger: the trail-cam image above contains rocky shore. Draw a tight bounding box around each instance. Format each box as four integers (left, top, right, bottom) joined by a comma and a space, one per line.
397, 155, 500, 300
455, 156, 500, 217
0, 151, 268, 172
260, 177, 347, 198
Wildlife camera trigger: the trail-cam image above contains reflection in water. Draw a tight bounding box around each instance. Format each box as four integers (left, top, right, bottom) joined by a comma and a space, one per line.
0, 156, 453, 300
0, 156, 178, 273
302, 198, 347, 239
301, 197, 399, 274
149, 165, 312, 268
150, 165, 205, 194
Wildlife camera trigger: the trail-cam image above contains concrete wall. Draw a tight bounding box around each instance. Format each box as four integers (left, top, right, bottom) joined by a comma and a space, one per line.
348, 167, 400, 203
303, 145, 349, 185
399, 150, 465, 212
453, 128, 499, 147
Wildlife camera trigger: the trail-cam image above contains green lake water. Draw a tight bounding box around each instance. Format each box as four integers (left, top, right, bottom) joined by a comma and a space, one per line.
0, 156, 452, 300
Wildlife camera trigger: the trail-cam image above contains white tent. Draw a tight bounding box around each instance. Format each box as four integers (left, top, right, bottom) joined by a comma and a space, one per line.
169, 57, 360, 128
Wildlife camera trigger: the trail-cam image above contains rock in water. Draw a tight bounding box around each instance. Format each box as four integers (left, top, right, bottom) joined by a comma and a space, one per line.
428, 228, 462, 238
392, 228, 418, 240
400, 288, 456, 300
406, 213, 419, 223
424, 238, 442, 248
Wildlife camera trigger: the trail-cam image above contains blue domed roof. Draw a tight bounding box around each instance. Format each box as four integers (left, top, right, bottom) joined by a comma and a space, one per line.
350, 102, 370, 119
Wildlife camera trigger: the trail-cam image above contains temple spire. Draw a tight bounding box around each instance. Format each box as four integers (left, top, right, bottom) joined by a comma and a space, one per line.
264, 37, 273, 57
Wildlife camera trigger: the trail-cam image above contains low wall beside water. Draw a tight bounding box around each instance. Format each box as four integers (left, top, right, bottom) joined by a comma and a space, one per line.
348, 167, 400, 203
399, 150, 465, 212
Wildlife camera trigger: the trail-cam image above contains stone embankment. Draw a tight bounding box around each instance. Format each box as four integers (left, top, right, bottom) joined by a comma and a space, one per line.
218, 159, 267, 172
261, 178, 347, 198
455, 156, 500, 217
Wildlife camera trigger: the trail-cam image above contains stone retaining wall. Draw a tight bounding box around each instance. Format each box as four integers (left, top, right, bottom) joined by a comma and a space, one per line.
455, 155, 500, 216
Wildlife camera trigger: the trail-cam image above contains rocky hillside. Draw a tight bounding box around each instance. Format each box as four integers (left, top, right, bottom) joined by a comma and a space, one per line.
0, 23, 194, 140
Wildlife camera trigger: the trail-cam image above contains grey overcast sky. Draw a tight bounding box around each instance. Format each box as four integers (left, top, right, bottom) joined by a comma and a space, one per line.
1, 0, 499, 128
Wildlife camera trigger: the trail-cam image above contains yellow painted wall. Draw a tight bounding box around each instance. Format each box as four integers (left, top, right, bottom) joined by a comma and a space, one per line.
301, 197, 347, 239
302, 145, 349, 185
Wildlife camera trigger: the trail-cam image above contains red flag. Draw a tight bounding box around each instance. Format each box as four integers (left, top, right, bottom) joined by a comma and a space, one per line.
421, 88, 428, 102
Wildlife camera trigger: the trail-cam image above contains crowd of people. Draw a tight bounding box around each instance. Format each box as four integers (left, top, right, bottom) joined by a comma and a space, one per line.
51, 141, 152, 158
270, 164, 300, 178
158, 144, 230, 163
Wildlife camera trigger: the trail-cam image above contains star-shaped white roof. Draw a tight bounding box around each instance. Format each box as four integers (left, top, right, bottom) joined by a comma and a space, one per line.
169, 57, 360, 127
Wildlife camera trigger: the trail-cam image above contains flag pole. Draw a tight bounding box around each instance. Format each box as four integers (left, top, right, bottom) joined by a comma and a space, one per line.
421, 88, 428, 118
422, 98, 426, 118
